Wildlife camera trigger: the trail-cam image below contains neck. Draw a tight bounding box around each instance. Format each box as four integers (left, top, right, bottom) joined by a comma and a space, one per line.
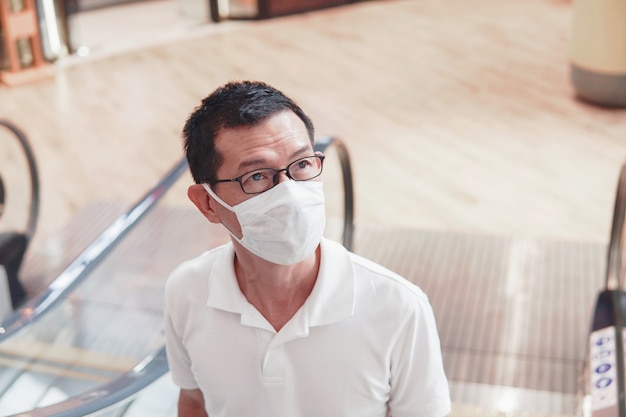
233, 242, 321, 331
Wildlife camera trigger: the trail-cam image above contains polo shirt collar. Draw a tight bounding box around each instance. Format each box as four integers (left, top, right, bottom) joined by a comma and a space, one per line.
205, 244, 246, 313
304, 238, 355, 326
205, 238, 356, 330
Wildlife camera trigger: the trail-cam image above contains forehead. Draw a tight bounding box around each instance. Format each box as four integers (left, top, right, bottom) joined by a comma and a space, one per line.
214, 111, 312, 173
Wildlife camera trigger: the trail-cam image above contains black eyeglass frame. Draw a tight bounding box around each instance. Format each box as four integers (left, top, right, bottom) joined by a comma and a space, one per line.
201, 154, 326, 194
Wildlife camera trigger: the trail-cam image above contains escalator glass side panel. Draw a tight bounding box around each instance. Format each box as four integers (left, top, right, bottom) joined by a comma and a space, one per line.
0, 167, 230, 415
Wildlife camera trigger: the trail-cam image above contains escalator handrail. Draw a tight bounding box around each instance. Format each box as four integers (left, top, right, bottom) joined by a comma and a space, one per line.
0, 156, 189, 340
595, 161, 626, 417
2, 136, 355, 417
8, 347, 169, 417
0, 119, 40, 245
606, 163, 626, 291
314, 135, 355, 251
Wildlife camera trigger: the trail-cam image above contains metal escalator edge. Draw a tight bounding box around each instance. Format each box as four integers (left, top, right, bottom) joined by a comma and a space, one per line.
0, 156, 189, 340
9, 347, 168, 417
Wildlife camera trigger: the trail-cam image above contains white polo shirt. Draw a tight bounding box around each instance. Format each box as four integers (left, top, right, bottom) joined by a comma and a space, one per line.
164, 238, 450, 417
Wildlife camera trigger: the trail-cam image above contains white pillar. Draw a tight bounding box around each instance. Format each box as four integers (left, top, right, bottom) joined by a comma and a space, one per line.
571, 0, 626, 106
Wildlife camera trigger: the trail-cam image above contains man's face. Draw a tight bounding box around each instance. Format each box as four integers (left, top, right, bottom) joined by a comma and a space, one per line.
205, 110, 315, 237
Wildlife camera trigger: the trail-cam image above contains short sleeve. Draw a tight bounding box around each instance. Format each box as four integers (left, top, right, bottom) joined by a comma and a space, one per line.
164, 297, 199, 390
388, 293, 451, 417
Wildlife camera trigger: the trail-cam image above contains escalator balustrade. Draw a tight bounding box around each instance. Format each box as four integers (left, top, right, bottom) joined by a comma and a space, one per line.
0, 120, 40, 312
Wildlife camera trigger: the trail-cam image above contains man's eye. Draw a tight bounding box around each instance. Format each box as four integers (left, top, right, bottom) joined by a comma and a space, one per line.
244, 171, 271, 184
250, 172, 265, 182
295, 160, 312, 170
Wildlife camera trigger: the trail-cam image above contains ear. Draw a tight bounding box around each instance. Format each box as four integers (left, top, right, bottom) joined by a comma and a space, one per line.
188, 184, 221, 224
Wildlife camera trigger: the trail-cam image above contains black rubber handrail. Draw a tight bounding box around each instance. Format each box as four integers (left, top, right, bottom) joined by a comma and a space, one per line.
0, 119, 40, 246
314, 135, 355, 251
605, 163, 626, 292
610, 161, 626, 416
0, 156, 189, 339
2, 136, 355, 417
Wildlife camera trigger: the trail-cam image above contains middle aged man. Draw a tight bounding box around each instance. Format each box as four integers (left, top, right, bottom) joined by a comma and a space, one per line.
164, 80, 451, 417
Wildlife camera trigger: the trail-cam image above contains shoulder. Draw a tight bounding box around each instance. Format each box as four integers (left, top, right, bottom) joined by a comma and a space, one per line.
322, 238, 431, 318
349, 249, 428, 305
165, 243, 232, 304
168, 243, 231, 280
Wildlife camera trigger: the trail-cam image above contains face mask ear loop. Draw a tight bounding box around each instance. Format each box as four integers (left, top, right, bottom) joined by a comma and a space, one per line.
201, 183, 236, 212
201, 183, 245, 241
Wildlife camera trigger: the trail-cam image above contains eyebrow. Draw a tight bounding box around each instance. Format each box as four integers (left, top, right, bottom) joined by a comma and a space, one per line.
237, 145, 312, 171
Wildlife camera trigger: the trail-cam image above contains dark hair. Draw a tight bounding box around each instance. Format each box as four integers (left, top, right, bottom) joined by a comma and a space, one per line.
183, 81, 315, 183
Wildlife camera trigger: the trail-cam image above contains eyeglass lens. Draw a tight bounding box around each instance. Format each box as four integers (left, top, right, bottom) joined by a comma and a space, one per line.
240, 156, 323, 194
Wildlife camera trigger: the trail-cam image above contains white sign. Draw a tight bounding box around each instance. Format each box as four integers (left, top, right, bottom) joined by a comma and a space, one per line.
590, 326, 619, 414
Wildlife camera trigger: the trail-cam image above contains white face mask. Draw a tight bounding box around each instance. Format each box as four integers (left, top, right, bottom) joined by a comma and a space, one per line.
202, 180, 326, 265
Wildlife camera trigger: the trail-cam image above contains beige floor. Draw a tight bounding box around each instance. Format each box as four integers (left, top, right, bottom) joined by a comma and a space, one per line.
1, 0, 626, 254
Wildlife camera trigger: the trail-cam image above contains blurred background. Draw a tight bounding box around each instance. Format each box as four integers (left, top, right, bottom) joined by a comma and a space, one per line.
1, 0, 626, 416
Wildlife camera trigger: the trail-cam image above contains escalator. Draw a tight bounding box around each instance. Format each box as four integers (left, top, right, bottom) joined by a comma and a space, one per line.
579, 161, 626, 417
0, 125, 354, 417
0, 120, 40, 314
0, 156, 192, 417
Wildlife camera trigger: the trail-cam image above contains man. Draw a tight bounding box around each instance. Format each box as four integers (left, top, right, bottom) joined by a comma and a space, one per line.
164, 80, 451, 417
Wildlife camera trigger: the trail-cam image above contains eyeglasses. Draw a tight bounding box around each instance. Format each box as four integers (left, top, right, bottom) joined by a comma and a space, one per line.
203, 155, 325, 194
